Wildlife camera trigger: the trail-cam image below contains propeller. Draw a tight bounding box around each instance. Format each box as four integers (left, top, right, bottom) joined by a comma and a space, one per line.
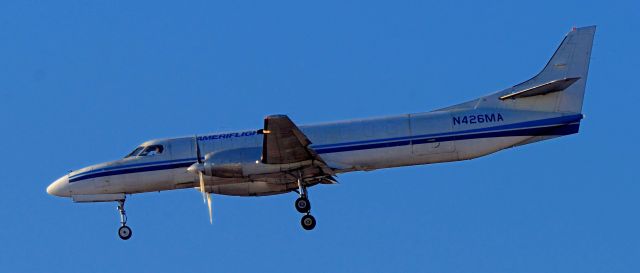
195, 136, 206, 202
189, 135, 214, 224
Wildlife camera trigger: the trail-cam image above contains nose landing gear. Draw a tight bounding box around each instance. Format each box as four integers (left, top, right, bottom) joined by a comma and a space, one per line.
117, 200, 132, 240
118, 225, 132, 240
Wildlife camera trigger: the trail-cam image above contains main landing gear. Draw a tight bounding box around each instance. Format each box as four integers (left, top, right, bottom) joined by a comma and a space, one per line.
117, 200, 132, 240
295, 177, 316, 230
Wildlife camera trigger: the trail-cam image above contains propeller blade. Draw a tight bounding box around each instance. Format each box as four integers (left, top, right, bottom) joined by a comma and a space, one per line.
206, 193, 213, 224
195, 135, 212, 224
199, 172, 206, 203
195, 135, 202, 164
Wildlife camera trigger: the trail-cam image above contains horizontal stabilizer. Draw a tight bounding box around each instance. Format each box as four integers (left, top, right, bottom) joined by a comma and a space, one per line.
499, 77, 580, 100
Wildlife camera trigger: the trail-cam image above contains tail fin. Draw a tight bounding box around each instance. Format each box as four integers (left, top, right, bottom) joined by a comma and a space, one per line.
444, 26, 596, 113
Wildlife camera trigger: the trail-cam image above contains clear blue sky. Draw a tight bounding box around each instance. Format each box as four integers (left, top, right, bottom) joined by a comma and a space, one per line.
1, 0, 638, 272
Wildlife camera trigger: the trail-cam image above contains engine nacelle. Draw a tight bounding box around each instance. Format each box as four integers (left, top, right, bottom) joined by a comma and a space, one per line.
206, 181, 297, 196
198, 147, 313, 178
201, 160, 314, 178
201, 162, 244, 178
204, 180, 321, 196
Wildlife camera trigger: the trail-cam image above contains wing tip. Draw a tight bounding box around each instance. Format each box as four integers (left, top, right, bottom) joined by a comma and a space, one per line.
265, 114, 289, 120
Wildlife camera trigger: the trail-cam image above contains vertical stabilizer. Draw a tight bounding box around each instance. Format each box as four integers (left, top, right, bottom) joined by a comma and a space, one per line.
442, 26, 596, 113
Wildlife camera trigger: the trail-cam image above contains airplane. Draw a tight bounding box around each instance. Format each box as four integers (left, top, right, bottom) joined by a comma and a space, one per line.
47, 26, 596, 240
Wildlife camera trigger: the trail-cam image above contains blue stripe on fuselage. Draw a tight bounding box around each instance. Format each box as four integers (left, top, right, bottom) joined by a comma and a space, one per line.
314, 123, 579, 154
69, 160, 195, 183
69, 158, 197, 180
311, 114, 582, 149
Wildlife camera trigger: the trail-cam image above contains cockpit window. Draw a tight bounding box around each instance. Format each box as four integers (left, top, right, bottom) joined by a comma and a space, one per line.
138, 145, 164, 156
125, 145, 164, 158
125, 146, 144, 158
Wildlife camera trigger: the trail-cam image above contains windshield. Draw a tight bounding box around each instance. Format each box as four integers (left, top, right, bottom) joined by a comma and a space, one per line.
139, 145, 164, 156
125, 147, 144, 158
124, 145, 164, 158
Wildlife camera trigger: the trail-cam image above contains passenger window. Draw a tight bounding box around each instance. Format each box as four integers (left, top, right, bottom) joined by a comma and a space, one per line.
139, 145, 164, 156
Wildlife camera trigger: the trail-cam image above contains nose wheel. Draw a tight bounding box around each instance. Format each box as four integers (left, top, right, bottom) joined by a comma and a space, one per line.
295, 176, 317, 230
117, 200, 132, 240
118, 225, 132, 240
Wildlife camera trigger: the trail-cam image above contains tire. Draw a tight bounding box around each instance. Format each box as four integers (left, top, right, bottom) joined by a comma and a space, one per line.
295, 197, 311, 213
118, 225, 132, 240
301, 214, 316, 230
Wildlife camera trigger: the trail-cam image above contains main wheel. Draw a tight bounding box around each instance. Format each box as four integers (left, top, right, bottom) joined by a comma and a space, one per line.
301, 214, 316, 230
118, 225, 132, 240
295, 197, 311, 213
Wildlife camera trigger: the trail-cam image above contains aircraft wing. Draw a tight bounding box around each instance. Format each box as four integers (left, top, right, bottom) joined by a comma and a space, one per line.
260, 115, 335, 180
261, 115, 315, 164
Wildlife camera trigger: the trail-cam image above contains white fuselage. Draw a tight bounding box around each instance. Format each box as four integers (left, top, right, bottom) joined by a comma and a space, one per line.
47, 108, 582, 198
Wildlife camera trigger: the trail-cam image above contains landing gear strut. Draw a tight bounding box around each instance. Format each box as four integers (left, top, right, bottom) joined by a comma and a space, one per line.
295, 176, 316, 230
117, 200, 132, 240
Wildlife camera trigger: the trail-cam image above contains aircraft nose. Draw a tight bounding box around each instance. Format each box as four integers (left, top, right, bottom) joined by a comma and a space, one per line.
47, 176, 71, 197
